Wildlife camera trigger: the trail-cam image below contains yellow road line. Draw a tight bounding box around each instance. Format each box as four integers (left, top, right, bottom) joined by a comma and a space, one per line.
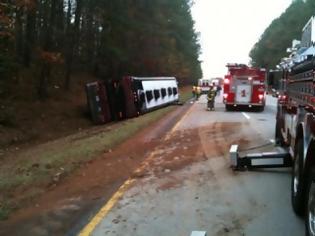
78, 102, 195, 236
78, 179, 135, 236
164, 103, 194, 140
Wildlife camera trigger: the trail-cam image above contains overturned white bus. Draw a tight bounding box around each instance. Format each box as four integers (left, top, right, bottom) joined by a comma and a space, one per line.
86, 76, 179, 124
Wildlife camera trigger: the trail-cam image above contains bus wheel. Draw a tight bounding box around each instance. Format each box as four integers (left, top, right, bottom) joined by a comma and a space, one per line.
292, 139, 306, 216
306, 168, 315, 236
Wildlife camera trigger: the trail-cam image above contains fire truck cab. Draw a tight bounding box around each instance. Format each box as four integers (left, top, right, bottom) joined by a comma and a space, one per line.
223, 63, 266, 111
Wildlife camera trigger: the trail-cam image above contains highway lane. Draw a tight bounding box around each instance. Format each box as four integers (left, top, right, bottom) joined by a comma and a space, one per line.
84, 95, 304, 236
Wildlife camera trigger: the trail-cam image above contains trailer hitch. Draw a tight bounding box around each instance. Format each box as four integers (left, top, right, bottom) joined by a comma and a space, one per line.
230, 145, 292, 170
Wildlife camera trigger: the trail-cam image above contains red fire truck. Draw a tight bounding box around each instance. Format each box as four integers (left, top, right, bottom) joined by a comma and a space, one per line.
275, 56, 315, 235
229, 17, 315, 235
223, 63, 266, 111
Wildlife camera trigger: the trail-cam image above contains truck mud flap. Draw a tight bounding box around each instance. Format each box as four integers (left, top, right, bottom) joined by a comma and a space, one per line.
230, 145, 292, 170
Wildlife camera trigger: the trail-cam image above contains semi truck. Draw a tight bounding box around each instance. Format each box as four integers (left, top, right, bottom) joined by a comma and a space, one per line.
223, 63, 266, 111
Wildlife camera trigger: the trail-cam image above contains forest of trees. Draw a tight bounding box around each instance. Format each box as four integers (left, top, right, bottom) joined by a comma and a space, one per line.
250, 0, 315, 69
0, 0, 202, 100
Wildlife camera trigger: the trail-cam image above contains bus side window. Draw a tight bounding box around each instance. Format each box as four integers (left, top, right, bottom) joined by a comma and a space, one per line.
161, 88, 167, 97
173, 87, 178, 95
146, 90, 153, 101
168, 87, 173, 95
140, 92, 145, 103
154, 89, 160, 100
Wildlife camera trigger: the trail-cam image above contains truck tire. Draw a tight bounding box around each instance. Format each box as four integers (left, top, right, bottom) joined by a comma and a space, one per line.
291, 139, 306, 216
275, 119, 285, 146
306, 168, 315, 236
225, 105, 232, 111
258, 106, 265, 112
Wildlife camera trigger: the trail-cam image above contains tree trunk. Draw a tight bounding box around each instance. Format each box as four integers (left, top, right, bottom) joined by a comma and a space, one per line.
86, 0, 95, 71
24, 1, 37, 67
64, 0, 82, 90
38, 0, 57, 99
15, 6, 24, 62
55, 0, 65, 49
38, 62, 49, 98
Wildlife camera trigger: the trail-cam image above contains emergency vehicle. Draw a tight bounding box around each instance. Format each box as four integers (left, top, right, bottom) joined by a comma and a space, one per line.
230, 16, 315, 235
276, 18, 315, 235
223, 64, 266, 111
198, 78, 211, 94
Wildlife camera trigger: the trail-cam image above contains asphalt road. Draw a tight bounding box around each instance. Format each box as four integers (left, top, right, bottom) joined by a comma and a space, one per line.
84, 95, 304, 236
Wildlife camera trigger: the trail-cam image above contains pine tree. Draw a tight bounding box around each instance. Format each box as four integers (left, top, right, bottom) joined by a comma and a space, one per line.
250, 0, 314, 68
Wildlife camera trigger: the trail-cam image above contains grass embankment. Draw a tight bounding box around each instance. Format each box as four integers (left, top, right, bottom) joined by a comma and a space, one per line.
0, 89, 191, 220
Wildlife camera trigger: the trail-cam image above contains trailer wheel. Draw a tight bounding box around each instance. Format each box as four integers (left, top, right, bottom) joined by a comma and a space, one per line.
275, 119, 285, 146
292, 139, 306, 216
306, 168, 315, 236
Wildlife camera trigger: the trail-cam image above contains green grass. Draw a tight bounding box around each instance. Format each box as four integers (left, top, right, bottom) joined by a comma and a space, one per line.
0, 201, 14, 221
179, 89, 193, 103
0, 106, 174, 190
0, 89, 191, 219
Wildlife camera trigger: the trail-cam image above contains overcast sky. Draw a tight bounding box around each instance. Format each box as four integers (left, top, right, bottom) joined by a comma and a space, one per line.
191, 0, 292, 79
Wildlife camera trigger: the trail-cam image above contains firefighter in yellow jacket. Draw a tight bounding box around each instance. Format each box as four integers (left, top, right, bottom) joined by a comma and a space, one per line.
196, 86, 201, 100
207, 85, 217, 111
192, 86, 196, 100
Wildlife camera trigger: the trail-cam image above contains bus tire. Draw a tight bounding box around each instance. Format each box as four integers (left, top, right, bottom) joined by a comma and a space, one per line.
306, 168, 315, 236
291, 139, 306, 217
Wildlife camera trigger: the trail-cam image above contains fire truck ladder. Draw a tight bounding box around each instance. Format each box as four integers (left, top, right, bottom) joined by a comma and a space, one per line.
230, 145, 292, 170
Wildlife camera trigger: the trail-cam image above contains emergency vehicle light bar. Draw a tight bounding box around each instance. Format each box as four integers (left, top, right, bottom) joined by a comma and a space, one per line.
226, 63, 248, 68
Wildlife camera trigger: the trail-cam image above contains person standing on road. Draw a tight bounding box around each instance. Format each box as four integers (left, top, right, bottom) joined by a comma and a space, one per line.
196, 86, 201, 100
192, 86, 196, 100
216, 84, 222, 96
207, 85, 217, 111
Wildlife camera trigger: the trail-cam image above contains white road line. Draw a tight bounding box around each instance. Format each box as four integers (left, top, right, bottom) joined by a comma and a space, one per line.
242, 112, 250, 120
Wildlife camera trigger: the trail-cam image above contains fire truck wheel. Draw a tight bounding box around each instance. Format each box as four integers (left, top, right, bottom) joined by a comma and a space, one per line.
257, 106, 264, 112
275, 119, 285, 146
291, 139, 306, 217
306, 168, 315, 236
225, 105, 233, 111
